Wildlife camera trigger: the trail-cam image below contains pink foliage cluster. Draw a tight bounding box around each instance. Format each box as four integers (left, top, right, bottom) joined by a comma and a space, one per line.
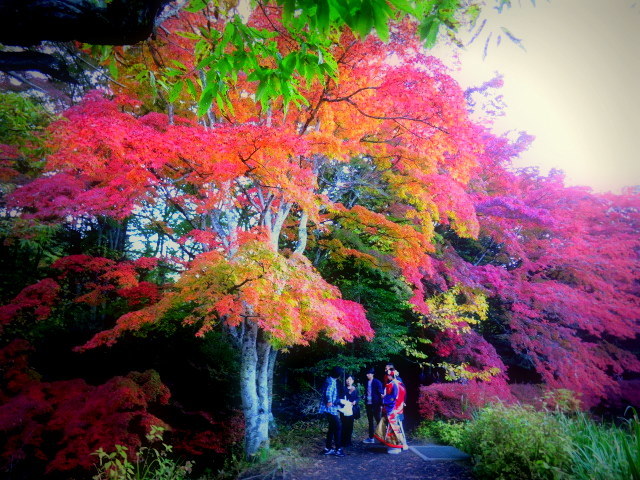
464, 162, 640, 408
117, 282, 162, 307
0, 340, 39, 398
606, 380, 640, 411
417, 380, 514, 421
0, 279, 60, 332
71, 255, 161, 310
325, 298, 373, 342
0, 340, 247, 476
52, 254, 158, 292
8, 92, 310, 223
508, 383, 546, 410
432, 328, 465, 357
448, 331, 508, 380
475, 196, 556, 226
419, 144, 640, 410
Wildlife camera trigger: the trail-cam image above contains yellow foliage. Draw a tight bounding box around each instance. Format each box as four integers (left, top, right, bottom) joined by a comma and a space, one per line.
426, 284, 488, 331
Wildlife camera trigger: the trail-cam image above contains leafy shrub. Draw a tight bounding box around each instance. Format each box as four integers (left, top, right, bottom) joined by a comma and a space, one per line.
418, 380, 514, 420
432, 420, 467, 449
542, 388, 582, 413
93, 425, 193, 480
461, 403, 571, 480
0, 367, 170, 475
0, 340, 242, 478
0, 341, 170, 476
413, 420, 467, 449
412, 421, 434, 440
171, 411, 244, 457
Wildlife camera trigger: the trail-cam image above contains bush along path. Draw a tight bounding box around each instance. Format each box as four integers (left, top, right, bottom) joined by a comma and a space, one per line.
283, 435, 475, 480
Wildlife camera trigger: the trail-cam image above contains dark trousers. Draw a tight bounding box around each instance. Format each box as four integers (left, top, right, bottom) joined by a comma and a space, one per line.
325, 413, 342, 449
366, 403, 381, 439
340, 413, 354, 447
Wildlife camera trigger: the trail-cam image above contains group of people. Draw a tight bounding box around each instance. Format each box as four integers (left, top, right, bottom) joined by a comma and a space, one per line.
319, 363, 408, 457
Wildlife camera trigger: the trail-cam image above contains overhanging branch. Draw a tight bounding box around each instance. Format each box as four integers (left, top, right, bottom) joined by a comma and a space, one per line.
0, 0, 174, 46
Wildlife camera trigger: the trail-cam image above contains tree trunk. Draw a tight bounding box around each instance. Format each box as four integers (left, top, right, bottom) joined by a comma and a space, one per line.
239, 321, 274, 457
267, 347, 278, 434
256, 331, 272, 442
294, 210, 309, 254
270, 202, 292, 249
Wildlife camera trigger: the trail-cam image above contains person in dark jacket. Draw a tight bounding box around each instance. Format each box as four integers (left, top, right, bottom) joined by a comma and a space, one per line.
340, 374, 359, 447
362, 367, 384, 443
319, 366, 345, 457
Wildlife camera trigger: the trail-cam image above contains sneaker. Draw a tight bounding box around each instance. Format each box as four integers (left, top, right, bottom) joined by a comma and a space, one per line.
334, 448, 345, 457
322, 448, 335, 455
363, 438, 376, 444
387, 447, 402, 454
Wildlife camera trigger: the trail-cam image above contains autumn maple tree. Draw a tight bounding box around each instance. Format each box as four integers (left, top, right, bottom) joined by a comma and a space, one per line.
1, 3, 495, 457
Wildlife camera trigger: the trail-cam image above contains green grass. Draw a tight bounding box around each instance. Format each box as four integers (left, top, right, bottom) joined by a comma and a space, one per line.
271, 418, 325, 456
623, 409, 640, 480
556, 410, 640, 480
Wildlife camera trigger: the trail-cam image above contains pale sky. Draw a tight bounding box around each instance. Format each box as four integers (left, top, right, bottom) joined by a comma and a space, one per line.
434, 0, 640, 193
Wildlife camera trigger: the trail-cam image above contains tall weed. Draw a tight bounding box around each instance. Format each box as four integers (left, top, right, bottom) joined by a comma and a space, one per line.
557, 412, 631, 480
93, 426, 193, 480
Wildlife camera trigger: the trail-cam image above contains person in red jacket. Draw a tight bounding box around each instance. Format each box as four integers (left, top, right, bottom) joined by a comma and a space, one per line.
374, 366, 408, 454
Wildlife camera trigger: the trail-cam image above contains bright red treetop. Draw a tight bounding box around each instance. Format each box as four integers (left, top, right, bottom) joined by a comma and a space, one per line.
8, 12, 490, 350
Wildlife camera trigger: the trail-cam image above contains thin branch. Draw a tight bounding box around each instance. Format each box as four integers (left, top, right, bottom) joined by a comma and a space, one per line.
299, 85, 329, 135
229, 276, 261, 293
73, 53, 127, 88
321, 86, 380, 103
346, 99, 449, 134
6, 72, 50, 95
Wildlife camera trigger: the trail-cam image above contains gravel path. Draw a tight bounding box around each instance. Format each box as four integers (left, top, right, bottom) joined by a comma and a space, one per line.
284, 437, 476, 480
